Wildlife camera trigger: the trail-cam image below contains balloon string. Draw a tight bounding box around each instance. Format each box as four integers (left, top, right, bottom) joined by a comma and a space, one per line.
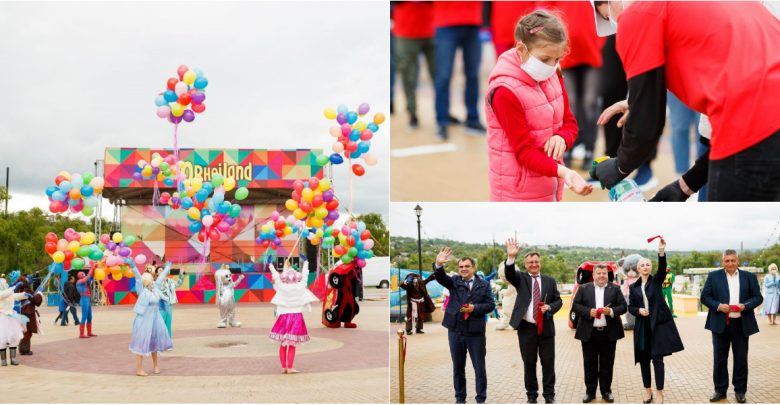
173, 123, 181, 192
152, 183, 160, 207
284, 232, 304, 269
348, 158, 354, 219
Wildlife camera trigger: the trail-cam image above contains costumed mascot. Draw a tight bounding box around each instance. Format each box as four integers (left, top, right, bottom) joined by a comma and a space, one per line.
399, 272, 435, 335
322, 261, 360, 328
617, 254, 641, 330
215, 265, 245, 328
495, 261, 517, 331
11, 272, 44, 355
662, 267, 676, 318
0, 277, 30, 366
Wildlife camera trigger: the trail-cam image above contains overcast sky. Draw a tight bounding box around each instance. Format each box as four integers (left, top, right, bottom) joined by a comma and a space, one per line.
390, 203, 780, 252
0, 2, 389, 219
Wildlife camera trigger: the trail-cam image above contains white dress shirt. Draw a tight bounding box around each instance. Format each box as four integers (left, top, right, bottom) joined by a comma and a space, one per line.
726, 269, 741, 318
641, 278, 650, 310
506, 258, 542, 324
593, 284, 608, 327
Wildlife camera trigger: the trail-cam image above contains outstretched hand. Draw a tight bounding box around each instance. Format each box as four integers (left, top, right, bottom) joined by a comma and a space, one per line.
562, 168, 594, 196
436, 247, 453, 267
658, 237, 666, 253
506, 238, 520, 260
597, 100, 629, 127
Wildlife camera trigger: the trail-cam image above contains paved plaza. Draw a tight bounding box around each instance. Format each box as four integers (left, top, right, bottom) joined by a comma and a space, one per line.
1, 288, 389, 403
391, 314, 780, 404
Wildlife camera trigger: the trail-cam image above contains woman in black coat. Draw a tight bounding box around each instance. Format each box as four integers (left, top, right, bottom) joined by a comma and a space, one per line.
628, 238, 684, 404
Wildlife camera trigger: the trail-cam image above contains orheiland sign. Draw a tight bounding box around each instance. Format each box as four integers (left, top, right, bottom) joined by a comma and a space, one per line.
103, 147, 324, 189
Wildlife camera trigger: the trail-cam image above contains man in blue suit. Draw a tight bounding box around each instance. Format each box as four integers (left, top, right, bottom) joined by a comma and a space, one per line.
700, 249, 763, 404
433, 247, 496, 404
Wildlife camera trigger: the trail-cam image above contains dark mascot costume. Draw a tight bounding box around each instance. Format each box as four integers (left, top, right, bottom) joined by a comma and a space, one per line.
322, 262, 359, 328
17, 275, 43, 355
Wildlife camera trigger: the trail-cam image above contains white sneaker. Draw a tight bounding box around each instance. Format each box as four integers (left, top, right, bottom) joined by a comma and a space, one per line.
571, 144, 586, 160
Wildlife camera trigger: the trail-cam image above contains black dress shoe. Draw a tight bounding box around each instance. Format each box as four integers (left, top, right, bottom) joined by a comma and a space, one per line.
405, 330, 413, 335
409, 115, 419, 129
527, 396, 538, 404
544, 396, 556, 404
736, 393, 746, 403
710, 392, 727, 402
582, 393, 596, 403
455, 400, 465, 404
643, 394, 654, 404
415, 329, 425, 334
602, 392, 614, 403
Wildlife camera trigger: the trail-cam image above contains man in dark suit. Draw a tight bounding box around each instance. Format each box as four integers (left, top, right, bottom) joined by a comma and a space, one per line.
571, 264, 627, 403
503, 238, 563, 404
433, 247, 496, 404
700, 249, 763, 404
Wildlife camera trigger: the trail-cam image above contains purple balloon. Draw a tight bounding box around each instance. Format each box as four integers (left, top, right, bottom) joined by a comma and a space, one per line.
191, 91, 206, 104
358, 102, 370, 115
322, 190, 334, 202
182, 110, 195, 123
225, 217, 237, 225
171, 197, 181, 205
119, 241, 126, 247
152, 167, 160, 175
107, 241, 117, 251
336, 113, 347, 125
168, 113, 182, 124
255, 236, 263, 244
132, 172, 142, 180
327, 211, 340, 220
118, 247, 131, 257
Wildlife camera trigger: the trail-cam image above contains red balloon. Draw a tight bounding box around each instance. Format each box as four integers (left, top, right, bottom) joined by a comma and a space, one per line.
197, 230, 206, 243
209, 229, 220, 241
275, 230, 284, 237
46, 232, 58, 243
191, 103, 206, 113
63, 261, 71, 270
312, 195, 323, 208
261, 240, 270, 248
275, 219, 286, 230
334, 245, 346, 256
347, 236, 356, 247
291, 191, 302, 202
360, 230, 371, 240
167, 77, 178, 91
299, 201, 312, 213
64, 250, 75, 261
352, 164, 365, 176
326, 200, 339, 211
177, 65, 189, 80
293, 180, 304, 192
55, 175, 66, 186
346, 142, 358, 153
45, 242, 57, 254
178, 93, 192, 106
360, 130, 374, 141
309, 177, 319, 190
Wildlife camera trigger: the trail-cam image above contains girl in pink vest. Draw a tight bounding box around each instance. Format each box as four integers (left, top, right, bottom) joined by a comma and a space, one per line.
485, 10, 593, 201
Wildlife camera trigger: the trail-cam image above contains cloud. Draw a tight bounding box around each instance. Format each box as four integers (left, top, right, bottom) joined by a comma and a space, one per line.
0, 1, 389, 219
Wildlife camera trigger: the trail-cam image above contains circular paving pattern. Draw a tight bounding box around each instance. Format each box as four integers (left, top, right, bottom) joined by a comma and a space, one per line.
22, 327, 386, 376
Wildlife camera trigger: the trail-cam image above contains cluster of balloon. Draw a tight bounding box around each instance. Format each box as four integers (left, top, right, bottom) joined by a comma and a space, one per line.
133, 152, 181, 187
284, 177, 340, 245
328, 221, 375, 268
319, 103, 384, 176
45, 230, 101, 271
179, 174, 248, 243
45, 171, 105, 216
154, 65, 208, 124
96, 232, 145, 281
255, 211, 302, 252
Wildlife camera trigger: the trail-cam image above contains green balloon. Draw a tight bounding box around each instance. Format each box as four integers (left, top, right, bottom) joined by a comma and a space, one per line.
229, 204, 242, 218
348, 247, 358, 257
365, 250, 374, 259
235, 187, 249, 201
82, 206, 95, 216
341, 255, 353, 264
124, 235, 136, 246
211, 174, 224, 188
98, 242, 106, 251
72, 258, 85, 269
160, 162, 170, 171
315, 154, 330, 166
77, 246, 91, 257
89, 249, 104, 261
83, 172, 95, 184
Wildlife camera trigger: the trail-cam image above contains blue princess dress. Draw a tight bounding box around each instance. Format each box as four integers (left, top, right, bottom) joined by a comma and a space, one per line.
128, 262, 173, 356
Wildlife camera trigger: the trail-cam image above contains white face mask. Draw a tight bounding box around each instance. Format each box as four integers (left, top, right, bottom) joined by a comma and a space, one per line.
521, 54, 557, 82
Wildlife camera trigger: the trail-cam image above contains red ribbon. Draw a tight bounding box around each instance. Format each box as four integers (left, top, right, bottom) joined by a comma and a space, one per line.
647, 235, 663, 243
536, 301, 544, 335
462, 304, 470, 320
596, 308, 604, 319
725, 305, 741, 325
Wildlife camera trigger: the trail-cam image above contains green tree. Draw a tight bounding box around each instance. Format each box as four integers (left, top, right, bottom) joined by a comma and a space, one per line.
356, 212, 389, 256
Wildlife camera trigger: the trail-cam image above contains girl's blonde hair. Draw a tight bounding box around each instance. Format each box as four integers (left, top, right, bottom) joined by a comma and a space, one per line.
515, 10, 569, 51
770, 263, 778, 272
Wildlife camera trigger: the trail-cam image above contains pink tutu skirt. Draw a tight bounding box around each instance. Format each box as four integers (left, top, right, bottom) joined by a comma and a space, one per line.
0, 313, 27, 348
269, 313, 309, 346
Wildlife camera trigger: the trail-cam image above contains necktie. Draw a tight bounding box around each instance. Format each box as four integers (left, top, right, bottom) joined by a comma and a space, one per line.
532, 275, 540, 321
466, 279, 473, 290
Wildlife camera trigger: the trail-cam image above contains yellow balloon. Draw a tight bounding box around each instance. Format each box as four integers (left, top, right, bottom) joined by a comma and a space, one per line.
355, 121, 367, 132
185, 188, 195, 197
191, 177, 202, 192
94, 268, 106, 281
310, 217, 324, 228
112, 272, 122, 281
323, 107, 337, 120
188, 207, 201, 221
301, 188, 314, 202
157, 173, 165, 182
58, 171, 71, 181
67, 240, 80, 253
318, 178, 331, 192
142, 166, 153, 177
261, 224, 271, 233
310, 236, 320, 246
373, 112, 385, 125
315, 229, 324, 238
52, 251, 65, 263
171, 103, 185, 117
285, 199, 298, 211
112, 232, 123, 244
183, 70, 197, 85
283, 227, 292, 236
314, 207, 328, 219
223, 177, 236, 192
80, 232, 95, 245
293, 208, 306, 220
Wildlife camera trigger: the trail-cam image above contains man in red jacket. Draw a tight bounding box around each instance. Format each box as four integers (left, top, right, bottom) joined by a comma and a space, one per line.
590, 1, 780, 201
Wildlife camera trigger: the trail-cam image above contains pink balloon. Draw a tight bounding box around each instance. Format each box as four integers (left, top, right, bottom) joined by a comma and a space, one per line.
156, 106, 171, 118
363, 239, 374, 250
217, 221, 230, 232
100, 234, 110, 244
134, 254, 147, 265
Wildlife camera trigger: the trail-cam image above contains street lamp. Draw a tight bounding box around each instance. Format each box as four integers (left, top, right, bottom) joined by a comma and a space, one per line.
15, 242, 20, 270
414, 204, 423, 276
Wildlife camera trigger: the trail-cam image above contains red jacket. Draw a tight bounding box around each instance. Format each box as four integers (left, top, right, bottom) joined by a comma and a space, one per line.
393, 2, 434, 38
433, 1, 483, 28
539, 1, 605, 69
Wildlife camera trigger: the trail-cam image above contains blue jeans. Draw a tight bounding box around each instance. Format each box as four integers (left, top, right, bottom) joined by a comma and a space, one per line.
667, 92, 701, 174
448, 330, 487, 403
434, 25, 482, 127
58, 297, 79, 325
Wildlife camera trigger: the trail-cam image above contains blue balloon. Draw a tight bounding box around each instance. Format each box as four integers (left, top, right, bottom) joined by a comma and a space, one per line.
182, 197, 194, 209
337, 104, 348, 114
202, 182, 213, 193
80, 185, 94, 197
207, 198, 217, 212
196, 189, 209, 202
45, 186, 58, 197
212, 192, 224, 206
68, 198, 79, 206
357, 221, 367, 231
329, 153, 344, 165
194, 68, 205, 78
218, 201, 231, 214
189, 222, 203, 233
201, 209, 211, 217
163, 178, 174, 187
349, 151, 361, 159
367, 123, 379, 132
164, 90, 177, 103
349, 129, 361, 142
194, 77, 208, 90
358, 142, 370, 153
52, 190, 66, 201
58, 181, 72, 193
154, 95, 167, 107
346, 112, 358, 125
